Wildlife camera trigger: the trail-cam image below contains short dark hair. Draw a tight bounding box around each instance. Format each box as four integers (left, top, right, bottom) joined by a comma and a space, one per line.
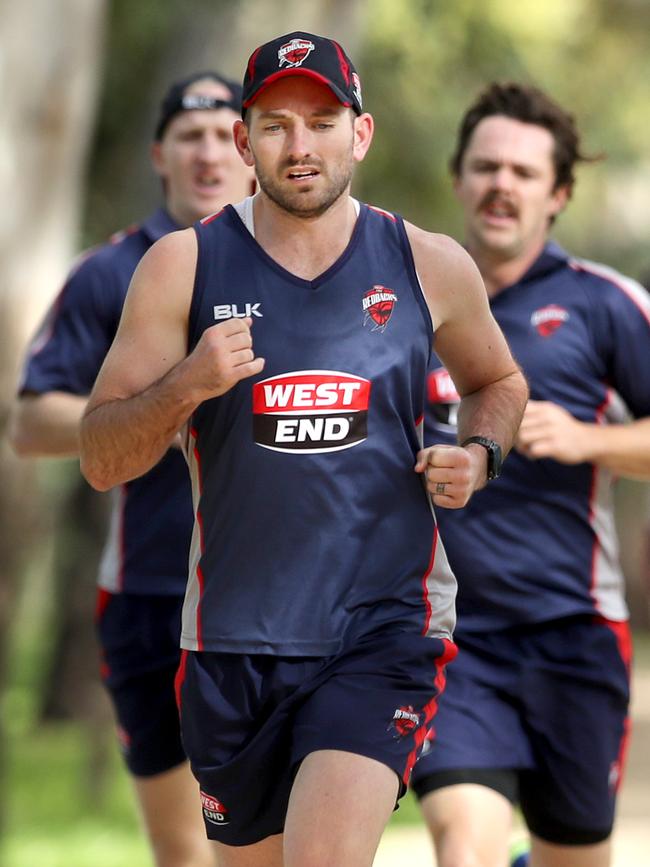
450, 82, 599, 192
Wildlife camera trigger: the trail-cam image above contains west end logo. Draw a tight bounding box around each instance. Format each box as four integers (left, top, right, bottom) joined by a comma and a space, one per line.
252, 370, 371, 454
200, 791, 230, 826
363, 286, 397, 332
278, 38, 315, 68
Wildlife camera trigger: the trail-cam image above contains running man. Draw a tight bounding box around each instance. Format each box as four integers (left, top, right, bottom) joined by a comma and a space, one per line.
79, 33, 528, 867
10, 71, 254, 867
411, 82, 650, 867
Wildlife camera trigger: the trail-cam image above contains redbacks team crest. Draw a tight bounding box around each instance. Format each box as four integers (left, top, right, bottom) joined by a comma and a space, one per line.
278, 37, 315, 67
276, 36, 363, 107
363, 285, 398, 332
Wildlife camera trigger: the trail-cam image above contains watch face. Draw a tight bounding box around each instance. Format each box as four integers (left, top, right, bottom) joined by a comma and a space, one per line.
488, 443, 502, 479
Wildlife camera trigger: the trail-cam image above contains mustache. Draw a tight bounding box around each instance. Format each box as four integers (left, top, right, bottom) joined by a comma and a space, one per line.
283, 157, 324, 171
478, 191, 518, 216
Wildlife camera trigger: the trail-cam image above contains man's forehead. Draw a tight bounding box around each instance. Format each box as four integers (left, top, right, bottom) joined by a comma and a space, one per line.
467, 116, 555, 163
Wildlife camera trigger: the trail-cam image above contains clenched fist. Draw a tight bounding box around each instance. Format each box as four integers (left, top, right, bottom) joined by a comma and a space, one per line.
183, 317, 265, 402
415, 443, 487, 509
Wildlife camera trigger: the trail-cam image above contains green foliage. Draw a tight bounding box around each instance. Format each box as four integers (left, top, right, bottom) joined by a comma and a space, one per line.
1, 724, 149, 867
82, 0, 650, 278
356, 0, 650, 278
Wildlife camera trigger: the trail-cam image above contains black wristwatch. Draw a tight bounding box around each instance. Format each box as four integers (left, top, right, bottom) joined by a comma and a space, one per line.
461, 436, 503, 480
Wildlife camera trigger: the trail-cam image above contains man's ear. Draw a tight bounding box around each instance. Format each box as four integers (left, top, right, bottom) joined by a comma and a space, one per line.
234, 119, 255, 167
352, 112, 374, 163
150, 140, 166, 177
549, 183, 570, 219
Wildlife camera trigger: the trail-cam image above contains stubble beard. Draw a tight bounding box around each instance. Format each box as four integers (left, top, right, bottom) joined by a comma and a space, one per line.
254, 151, 355, 219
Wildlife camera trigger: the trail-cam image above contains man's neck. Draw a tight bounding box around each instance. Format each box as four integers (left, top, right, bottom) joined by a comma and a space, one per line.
469, 238, 547, 298
252, 191, 358, 281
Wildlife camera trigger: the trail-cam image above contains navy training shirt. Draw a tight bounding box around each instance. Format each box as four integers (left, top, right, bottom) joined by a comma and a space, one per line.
181, 200, 457, 655
425, 242, 650, 632
19, 209, 194, 596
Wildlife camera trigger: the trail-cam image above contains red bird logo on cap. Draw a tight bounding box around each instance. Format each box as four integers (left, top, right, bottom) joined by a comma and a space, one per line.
278, 38, 315, 68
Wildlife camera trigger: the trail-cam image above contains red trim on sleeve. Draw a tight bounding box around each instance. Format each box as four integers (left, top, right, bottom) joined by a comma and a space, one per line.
367, 204, 397, 222
201, 208, 225, 226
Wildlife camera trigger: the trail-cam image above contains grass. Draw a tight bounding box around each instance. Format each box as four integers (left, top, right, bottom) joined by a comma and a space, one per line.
1, 719, 420, 867
2, 722, 150, 867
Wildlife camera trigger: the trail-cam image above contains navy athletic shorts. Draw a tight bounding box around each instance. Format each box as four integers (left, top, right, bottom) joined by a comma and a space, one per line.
95, 589, 187, 777
176, 628, 457, 845
410, 616, 631, 845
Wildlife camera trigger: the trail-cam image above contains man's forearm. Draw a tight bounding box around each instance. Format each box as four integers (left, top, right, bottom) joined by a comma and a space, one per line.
9, 392, 87, 458
456, 368, 529, 456
80, 365, 198, 491
579, 418, 650, 480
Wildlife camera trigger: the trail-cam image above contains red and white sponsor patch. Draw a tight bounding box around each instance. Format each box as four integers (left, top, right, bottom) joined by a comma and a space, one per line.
427, 368, 460, 404
252, 370, 371, 454
362, 285, 397, 332
278, 38, 315, 68
531, 304, 569, 337
200, 791, 230, 825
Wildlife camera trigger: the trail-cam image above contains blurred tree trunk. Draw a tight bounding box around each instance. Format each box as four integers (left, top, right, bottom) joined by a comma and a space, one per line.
0, 0, 106, 839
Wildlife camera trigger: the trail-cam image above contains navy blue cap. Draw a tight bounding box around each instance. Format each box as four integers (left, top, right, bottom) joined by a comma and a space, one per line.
155, 71, 243, 140
242, 32, 363, 117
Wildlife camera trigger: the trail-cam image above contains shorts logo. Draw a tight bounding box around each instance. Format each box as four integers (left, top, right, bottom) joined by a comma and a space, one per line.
387, 705, 421, 738
252, 370, 371, 454
363, 285, 397, 332
531, 305, 569, 337
608, 760, 621, 792
200, 791, 230, 826
278, 38, 315, 68
427, 367, 459, 430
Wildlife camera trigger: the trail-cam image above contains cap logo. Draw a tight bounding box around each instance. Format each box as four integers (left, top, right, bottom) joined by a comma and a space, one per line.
278, 38, 315, 68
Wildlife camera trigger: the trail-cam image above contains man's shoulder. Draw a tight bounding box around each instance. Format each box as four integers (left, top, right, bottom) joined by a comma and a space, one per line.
72, 222, 151, 277
402, 220, 465, 259
563, 255, 650, 318
403, 222, 478, 285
